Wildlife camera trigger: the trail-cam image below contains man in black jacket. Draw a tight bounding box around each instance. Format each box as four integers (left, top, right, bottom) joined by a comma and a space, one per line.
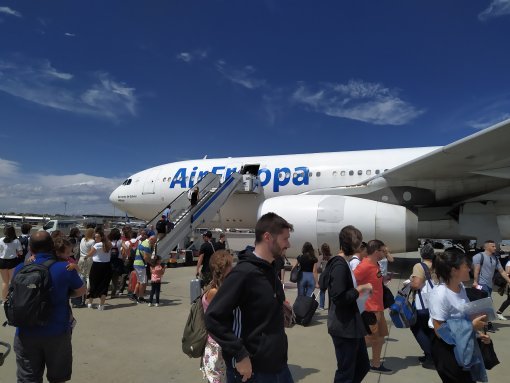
205, 212, 294, 383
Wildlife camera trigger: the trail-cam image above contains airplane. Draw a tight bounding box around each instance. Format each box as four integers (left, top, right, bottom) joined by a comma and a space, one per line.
109, 119, 510, 257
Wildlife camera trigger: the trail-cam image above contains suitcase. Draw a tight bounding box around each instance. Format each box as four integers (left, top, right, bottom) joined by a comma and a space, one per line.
293, 293, 318, 326
190, 279, 202, 303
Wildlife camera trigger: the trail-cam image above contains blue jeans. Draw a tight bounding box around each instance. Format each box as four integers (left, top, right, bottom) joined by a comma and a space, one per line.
298, 271, 315, 297
227, 365, 294, 383
319, 289, 326, 308
410, 309, 433, 358
330, 335, 370, 383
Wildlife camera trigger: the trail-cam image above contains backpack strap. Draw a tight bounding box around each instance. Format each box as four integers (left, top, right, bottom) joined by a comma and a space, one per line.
415, 262, 433, 308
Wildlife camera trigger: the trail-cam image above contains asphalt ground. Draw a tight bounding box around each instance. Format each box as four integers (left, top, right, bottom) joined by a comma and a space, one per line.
1, 257, 509, 382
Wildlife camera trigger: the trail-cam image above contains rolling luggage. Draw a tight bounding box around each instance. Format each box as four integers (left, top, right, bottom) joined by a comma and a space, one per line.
293, 293, 318, 326
190, 279, 201, 303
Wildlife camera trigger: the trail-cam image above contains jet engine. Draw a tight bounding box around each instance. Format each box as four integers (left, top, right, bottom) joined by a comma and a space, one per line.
258, 195, 418, 257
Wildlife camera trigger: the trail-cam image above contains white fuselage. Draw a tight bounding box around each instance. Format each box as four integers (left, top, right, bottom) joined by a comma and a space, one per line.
109, 147, 436, 226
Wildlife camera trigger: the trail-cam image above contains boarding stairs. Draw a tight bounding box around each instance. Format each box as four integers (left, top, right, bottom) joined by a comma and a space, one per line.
147, 172, 252, 260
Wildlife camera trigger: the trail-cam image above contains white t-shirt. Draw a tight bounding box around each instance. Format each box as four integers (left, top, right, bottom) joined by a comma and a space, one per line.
80, 238, 95, 259
428, 283, 469, 322
0, 237, 22, 259
349, 255, 361, 271
92, 242, 111, 263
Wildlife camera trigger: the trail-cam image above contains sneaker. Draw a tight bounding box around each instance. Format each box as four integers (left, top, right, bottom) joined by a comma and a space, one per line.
137, 297, 147, 303
422, 359, 436, 370
155, 303, 159, 307
496, 312, 507, 321
129, 295, 137, 302
87, 303, 93, 309
418, 356, 427, 363
98, 305, 104, 311
318, 307, 325, 311
370, 364, 392, 374
148, 303, 153, 307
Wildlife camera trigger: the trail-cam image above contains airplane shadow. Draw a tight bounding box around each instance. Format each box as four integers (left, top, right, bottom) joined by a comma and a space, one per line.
288, 364, 320, 382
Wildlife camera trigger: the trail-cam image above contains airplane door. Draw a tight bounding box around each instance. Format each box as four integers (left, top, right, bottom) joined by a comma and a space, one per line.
142, 169, 160, 195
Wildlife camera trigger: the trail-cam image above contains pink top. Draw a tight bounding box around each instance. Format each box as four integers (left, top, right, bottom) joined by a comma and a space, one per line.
150, 265, 165, 282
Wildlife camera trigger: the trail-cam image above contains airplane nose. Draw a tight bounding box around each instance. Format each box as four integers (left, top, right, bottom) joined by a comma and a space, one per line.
109, 187, 118, 205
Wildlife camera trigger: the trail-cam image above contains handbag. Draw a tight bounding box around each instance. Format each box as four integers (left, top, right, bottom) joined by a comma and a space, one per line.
383, 285, 395, 309
290, 264, 301, 283
478, 338, 500, 370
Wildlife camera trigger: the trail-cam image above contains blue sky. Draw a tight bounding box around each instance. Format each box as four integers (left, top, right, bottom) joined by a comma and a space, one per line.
1, 0, 510, 216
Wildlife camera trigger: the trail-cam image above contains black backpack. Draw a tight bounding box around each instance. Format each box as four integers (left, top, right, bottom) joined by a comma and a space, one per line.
3, 258, 57, 327
156, 220, 167, 233
18, 235, 30, 258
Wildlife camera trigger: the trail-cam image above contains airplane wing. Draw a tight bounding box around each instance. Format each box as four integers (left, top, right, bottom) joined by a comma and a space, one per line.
379, 118, 510, 181
304, 119, 510, 207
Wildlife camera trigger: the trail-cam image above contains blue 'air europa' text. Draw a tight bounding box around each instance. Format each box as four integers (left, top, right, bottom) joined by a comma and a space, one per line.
169, 166, 309, 192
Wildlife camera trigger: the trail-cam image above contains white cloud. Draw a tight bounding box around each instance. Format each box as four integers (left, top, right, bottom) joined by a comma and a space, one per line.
0, 6, 22, 17
176, 49, 208, 63
215, 60, 266, 90
467, 113, 510, 129
0, 158, 122, 215
479, 0, 510, 21
64, 32, 76, 37
0, 158, 20, 177
0, 56, 137, 120
292, 80, 424, 126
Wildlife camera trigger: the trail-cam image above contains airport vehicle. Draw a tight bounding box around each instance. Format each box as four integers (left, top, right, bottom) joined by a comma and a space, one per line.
42, 219, 80, 235
110, 119, 510, 257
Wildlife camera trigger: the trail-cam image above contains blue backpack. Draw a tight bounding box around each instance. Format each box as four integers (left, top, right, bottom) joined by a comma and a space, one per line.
389, 284, 417, 328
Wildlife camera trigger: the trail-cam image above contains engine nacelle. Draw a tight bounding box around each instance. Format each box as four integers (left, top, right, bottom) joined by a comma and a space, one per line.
258, 195, 418, 257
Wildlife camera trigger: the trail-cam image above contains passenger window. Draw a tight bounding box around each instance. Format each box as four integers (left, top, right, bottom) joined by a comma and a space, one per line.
333, 171, 337, 176
375, 169, 380, 175
279, 173, 285, 181
163, 177, 166, 182
349, 170, 354, 176
316, 172, 321, 177
285, 173, 290, 179
357, 170, 362, 176
366, 170, 371, 176
341, 171, 346, 176
309, 172, 313, 177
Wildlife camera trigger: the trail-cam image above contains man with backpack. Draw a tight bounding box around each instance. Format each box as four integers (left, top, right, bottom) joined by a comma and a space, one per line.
472, 240, 510, 329
156, 215, 168, 240
9, 231, 85, 383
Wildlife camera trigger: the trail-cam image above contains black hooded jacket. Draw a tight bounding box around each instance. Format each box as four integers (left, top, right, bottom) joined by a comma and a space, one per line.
323, 255, 367, 338
205, 250, 288, 373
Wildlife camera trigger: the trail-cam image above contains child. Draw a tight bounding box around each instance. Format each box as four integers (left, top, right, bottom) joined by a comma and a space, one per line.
54, 238, 80, 331
148, 255, 165, 307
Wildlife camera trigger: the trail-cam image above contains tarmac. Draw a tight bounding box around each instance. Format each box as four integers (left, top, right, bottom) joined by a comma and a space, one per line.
1, 256, 509, 383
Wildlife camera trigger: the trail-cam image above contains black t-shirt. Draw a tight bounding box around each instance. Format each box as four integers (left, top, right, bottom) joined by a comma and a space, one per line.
297, 254, 317, 272
214, 241, 226, 251
199, 241, 216, 273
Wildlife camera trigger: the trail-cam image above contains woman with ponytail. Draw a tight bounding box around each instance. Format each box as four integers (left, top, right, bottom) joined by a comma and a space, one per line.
202, 250, 233, 383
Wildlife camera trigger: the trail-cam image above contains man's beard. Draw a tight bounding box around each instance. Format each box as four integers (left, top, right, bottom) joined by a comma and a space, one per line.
271, 240, 286, 259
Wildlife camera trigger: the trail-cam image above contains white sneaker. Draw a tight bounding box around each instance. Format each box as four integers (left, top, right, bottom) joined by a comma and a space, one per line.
148, 303, 153, 307
98, 305, 104, 311
87, 303, 93, 309
155, 303, 159, 307
496, 313, 507, 320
